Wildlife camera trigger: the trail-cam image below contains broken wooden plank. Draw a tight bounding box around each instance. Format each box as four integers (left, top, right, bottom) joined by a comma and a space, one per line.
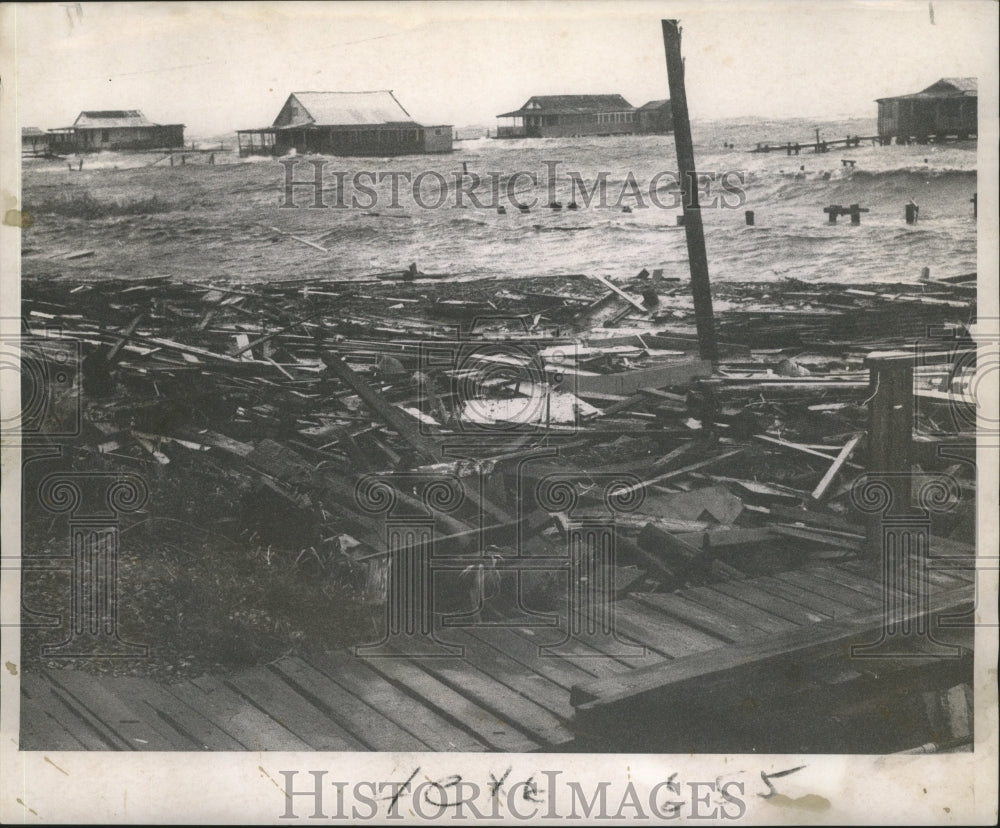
233, 333, 255, 362
321, 351, 438, 463
266, 225, 328, 252
613, 448, 744, 496
811, 433, 862, 500
229, 309, 327, 358
105, 313, 146, 363
587, 274, 649, 313
574, 359, 712, 396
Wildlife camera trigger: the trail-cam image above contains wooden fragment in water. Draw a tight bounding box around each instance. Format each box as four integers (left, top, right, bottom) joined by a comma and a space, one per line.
266, 226, 328, 252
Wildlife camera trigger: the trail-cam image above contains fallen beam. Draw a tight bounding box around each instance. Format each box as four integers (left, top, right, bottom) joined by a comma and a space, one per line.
811, 433, 862, 500
574, 359, 712, 396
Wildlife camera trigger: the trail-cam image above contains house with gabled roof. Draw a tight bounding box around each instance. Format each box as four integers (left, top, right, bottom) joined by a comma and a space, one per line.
47, 110, 185, 153
21, 127, 50, 156
237, 91, 453, 157
636, 99, 673, 135
496, 94, 638, 138
876, 78, 977, 143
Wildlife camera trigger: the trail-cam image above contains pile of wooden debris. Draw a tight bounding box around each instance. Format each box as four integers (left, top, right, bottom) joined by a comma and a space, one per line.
18, 268, 978, 674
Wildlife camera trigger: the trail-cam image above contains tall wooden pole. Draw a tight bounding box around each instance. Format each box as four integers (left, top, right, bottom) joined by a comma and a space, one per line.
662, 20, 718, 363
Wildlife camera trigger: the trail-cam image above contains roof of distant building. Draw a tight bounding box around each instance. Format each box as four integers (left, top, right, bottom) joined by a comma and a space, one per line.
876, 77, 978, 102
498, 94, 635, 118
278, 91, 418, 127
73, 110, 159, 129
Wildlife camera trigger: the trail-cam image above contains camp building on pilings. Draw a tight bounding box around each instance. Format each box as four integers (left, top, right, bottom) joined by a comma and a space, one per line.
236, 91, 454, 157
21, 127, 50, 156
876, 78, 977, 144
495, 94, 672, 138
46, 111, 185, 153
636, 99, 674, 135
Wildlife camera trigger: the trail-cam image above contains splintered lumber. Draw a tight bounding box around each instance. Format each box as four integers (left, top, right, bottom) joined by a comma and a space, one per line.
638, 522, 706, 571
233, 334, 254, 362
811, 433, 862, 500
756, 434, 841, 461
613, 448, 744, 496
230, 309, 329, 358
771, 524, 862, 552
142, 336, 242, 364
321, 351, 439, 463
587, 274, 648, 313
198, 430, 255, 457
571, 291, 634, 330
105, 313, 146, 362
674, 527, 774, 549
574, 359, 712, 396
760, 504, 864, 536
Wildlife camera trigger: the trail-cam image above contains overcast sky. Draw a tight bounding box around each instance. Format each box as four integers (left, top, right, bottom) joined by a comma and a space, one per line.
11, 1, 997, 136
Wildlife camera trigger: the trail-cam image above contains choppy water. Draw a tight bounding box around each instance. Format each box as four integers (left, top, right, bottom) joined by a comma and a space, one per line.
24, 116, 977, 284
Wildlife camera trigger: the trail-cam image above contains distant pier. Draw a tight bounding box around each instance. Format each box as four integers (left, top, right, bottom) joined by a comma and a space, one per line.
750, 135, 879, 154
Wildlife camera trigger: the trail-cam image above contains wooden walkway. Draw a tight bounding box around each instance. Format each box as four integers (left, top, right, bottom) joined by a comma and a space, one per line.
19, 560, 975, 752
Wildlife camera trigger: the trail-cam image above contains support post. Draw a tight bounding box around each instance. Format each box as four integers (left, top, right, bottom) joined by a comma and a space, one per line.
662, 19, 717, 363
863, 353, 913, 559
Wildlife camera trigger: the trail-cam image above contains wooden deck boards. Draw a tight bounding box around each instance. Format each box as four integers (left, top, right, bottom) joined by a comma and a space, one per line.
360, 651, 540, 752
307, 651, 489, 752
571, 573, 976, 741
168, 674, 311, 751
46, 669, 191, 751
226, 666, 368, 751
19, 560, 976, 752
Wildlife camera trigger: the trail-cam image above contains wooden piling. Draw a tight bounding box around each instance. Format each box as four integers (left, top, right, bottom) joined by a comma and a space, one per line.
905, 203, 919, 224
848, 204, 869, 225
662, 19, 717, 363
745, 210, 755, 226
863, 353, 914, 558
